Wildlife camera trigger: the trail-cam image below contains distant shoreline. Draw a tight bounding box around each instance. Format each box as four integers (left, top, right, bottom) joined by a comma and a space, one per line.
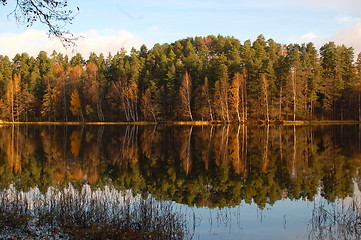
0, 120, 360, 126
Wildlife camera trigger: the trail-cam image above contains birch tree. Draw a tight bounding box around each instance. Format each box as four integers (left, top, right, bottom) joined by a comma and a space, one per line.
261, 73, 270, 122
141, 88, 157, 122
179, 70, 193, 121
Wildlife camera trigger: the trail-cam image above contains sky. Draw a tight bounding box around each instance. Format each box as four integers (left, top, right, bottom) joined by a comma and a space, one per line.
0, 0, 361, 59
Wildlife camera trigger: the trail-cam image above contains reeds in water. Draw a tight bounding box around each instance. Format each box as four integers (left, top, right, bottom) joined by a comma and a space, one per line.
308, 198, 361, 240
0, 184, 194, 239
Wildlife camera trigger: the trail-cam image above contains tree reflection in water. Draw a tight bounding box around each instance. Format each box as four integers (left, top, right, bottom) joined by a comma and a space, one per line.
0, 124, 361, 207
1, 124, 361, 238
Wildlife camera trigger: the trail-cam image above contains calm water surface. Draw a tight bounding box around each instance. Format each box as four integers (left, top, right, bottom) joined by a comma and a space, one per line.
1, 124, 361, 239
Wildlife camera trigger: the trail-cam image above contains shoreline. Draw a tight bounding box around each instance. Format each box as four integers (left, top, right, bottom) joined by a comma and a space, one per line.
0, 120, 360, 126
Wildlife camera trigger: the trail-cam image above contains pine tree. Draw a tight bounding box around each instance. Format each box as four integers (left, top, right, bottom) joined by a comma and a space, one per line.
302, 43, 321, 119
41, 84, 53, 120
287, 45, 305, 121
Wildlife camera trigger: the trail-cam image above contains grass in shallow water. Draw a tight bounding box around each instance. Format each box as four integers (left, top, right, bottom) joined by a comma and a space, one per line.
0, 184, 194, 239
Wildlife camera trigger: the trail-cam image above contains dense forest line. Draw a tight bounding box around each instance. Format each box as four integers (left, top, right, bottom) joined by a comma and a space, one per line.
1, 34, 361, 122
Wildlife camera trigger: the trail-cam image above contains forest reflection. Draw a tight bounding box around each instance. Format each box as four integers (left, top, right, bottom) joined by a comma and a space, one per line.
1, 124, 361, 209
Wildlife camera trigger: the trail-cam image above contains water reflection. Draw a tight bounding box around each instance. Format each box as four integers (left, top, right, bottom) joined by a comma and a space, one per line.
0, 124, 361, 209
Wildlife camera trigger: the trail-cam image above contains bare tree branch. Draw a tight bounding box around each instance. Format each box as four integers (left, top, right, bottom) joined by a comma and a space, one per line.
4, 0, 79, 48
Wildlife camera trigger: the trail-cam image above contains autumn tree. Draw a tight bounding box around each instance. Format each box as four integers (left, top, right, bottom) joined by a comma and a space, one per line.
85, 62, 104, 121
196, 77, 213, 121
141, 88, 157, 121
229, 72, 247, 122
108, 77, 139, 122
179, 70, 193, 121
53, 62, 68, 121
70, 89, 84, 121
211, 56, 230, 121
213, 79, 230, 121
229, 73, 241, 122
5, 74, 21, 122
128, 80, 139, 121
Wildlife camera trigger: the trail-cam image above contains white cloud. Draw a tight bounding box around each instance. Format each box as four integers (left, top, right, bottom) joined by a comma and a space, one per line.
229, 0, 361, 13
308, 0, 361, 13
328, 21, 361, 55
291, 22, 361, 58
336, 15, 361, 24
270, 0, 361, 13
301, 32, 318, 42
289, 32, 322, 47
0, 29, 145, 58
74, 29, 144, 56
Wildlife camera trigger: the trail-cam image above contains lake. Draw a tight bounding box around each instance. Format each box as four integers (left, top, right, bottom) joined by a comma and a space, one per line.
1, 124, 361, 239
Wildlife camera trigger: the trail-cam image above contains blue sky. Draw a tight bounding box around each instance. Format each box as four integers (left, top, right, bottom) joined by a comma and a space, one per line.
0, 0, 361, 58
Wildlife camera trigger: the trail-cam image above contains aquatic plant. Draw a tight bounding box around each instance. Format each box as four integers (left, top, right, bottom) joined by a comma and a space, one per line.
0, 184, 194, 239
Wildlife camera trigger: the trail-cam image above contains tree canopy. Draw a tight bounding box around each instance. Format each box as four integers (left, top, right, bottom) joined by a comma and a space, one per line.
0, 35, 360, 122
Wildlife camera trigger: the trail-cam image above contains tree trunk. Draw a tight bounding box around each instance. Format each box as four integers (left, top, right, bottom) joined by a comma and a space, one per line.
241, 85, 245, 122
291, 66, 297, 121
279, 87, 282, 120
358, 93, 361, 121
262, 74, 270, 122
180, 71, 193, 121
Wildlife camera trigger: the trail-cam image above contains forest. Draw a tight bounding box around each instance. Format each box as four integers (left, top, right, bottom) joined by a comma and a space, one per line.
0, 34, 361, 122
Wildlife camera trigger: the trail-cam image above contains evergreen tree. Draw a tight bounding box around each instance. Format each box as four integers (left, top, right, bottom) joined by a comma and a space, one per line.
41, 83, 53, 120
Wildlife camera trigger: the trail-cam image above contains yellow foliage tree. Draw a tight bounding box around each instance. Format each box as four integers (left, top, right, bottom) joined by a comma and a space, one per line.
70, 89, 84, 121
229, 73, 241, 122
6, 74, 21, 122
